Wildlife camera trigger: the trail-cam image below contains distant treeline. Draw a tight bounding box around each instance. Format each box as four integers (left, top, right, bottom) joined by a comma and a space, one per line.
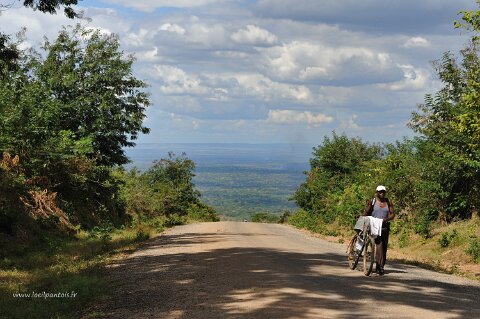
292, 9, 480, 238
0, 25, 217, 254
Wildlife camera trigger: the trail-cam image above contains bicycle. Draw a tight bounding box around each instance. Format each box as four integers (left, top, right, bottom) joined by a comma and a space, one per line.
346, 216, 375, 276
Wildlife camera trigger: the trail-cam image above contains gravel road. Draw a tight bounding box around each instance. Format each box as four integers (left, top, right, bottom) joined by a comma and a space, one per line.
88, 221, 480, 319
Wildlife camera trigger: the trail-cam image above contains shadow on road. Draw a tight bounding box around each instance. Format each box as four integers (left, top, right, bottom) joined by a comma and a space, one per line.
90, 231, 480, 319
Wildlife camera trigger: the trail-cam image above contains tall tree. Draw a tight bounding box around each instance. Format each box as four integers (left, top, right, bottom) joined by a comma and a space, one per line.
0, 25, 150, 227
408, 2, 480, 218
1, 25, 150, 167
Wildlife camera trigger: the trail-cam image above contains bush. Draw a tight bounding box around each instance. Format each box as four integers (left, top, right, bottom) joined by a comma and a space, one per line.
279, 211, 291, 224
397, 229, 409, 248
89, 222, 114, 241
466, 237, 480, 263
135, 228, 150, 242
187, 203, 220, 222
288, 209, 325, 233
439, 229, 458, 248
414, 210, 436, 238
164, 214, 187, 228
251, 212, 279, 223
390, 218, 405, 235
439, 233, 450, 248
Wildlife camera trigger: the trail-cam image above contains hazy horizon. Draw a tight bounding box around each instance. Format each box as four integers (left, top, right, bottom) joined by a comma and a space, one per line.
124, 143, 311, 218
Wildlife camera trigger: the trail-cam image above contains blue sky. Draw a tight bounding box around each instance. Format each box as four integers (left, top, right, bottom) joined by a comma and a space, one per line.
1, 0, 478, 145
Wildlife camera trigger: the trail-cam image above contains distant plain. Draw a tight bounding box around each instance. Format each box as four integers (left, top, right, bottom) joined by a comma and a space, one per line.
125, 143, 313, 219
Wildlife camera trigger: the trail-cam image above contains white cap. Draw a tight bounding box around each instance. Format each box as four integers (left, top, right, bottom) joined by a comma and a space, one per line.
376, 185, 386, 192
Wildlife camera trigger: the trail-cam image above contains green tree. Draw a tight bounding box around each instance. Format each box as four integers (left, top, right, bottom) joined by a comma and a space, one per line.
146, 152, 201, 216
294, 133, 383, 223
409, 25, 480, 219
0, 25, 150, 228
309, 132, 383, 177
1, 25, 150, 167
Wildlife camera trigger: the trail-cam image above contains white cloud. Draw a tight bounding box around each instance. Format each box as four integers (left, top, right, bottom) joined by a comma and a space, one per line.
266, 109, 333, 126
5, 0, 470, 144
136, 47, 160, 62
231, 25, 278, 46
84, 26, 112, 36
185, 21, 229, 47
260, 41, 397, 84
403, 37, 430, 48
0, 7, 70, 45
159, 23, 186, 35
340, 115, 360, 130
231, 73, 312, 102
379, 65, 430, 91
154, 65, 209, 95
162, 96, 203, 113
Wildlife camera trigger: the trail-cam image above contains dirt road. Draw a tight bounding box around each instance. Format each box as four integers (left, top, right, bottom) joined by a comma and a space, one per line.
89, 222, 480, 319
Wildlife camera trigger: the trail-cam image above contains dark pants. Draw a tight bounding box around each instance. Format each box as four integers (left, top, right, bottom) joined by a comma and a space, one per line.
374, 226, 389, 268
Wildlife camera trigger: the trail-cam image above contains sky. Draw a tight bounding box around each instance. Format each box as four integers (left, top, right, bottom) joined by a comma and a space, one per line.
1, 0, 478, 145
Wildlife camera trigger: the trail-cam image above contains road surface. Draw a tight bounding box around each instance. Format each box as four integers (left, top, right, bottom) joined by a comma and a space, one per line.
88, 222, 480, 319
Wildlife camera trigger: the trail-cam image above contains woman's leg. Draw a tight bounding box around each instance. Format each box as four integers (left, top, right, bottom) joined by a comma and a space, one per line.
374, 237, 384, 269
381, 228, 390, 267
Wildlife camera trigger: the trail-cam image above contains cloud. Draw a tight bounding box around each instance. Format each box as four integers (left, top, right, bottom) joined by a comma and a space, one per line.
231, 25, 278, 46
159, 23, 186, 35
0, 7, 71, 44
379, 65, 431, 91
5, 0, 471, 144
260, 41, 401, 85
340, 115, 360, 130
266, 109, 333, 126
231, 73, 312, 102
403, 37, 430, 48
103, 0, 222, 12
185, 20, 229, 47
153, 65, 209, 95
253, 0, 476, 34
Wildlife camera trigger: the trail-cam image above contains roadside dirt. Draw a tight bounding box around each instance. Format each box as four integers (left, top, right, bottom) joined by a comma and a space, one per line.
87, 222, 480, 319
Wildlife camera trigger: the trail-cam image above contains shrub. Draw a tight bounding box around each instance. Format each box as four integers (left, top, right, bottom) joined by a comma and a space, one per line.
135, 228, 150, 242
440, 229, 459, 248
397, 229, 409, 248
187, 203, 220, 222
414, 210, 436, 238
439, 233, 450, 248
89, 222, 114, 241
288, 210, 326, 234
164, 214, 186, 228
466, 237, 480, 263
279, 211, 291, 224
390, 218, 405, 235
251, 212, 279, 223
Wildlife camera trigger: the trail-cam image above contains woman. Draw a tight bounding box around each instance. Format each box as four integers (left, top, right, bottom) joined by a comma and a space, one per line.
363, 185, 395, 275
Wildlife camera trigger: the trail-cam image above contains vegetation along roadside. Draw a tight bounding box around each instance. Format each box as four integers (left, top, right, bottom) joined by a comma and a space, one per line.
283, 3, 480, 280
0, 3, 219, 318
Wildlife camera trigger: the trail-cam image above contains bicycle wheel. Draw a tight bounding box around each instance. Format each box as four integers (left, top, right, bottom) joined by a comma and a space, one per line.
347, 235, 359, 270
363, 237, 375, 276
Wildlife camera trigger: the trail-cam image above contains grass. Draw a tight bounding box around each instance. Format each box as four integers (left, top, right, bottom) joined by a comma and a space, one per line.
0, 207, 220, 319
287, 213, 480, 281
387, 218, 480, 279
0, 220, 161, 319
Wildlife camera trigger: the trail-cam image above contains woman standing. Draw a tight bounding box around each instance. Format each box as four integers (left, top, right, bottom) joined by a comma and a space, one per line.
363, 185, 395, 275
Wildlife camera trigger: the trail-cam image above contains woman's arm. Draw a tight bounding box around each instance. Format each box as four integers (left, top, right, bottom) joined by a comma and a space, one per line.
363, 198, 373, 216
385, 199, 395, 222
